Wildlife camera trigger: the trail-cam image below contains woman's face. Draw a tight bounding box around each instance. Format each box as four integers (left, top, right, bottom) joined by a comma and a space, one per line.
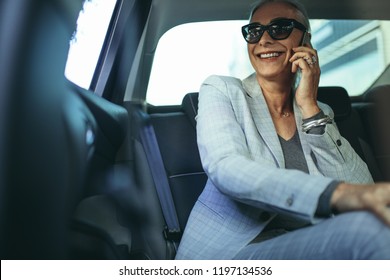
247, 2, 307, 83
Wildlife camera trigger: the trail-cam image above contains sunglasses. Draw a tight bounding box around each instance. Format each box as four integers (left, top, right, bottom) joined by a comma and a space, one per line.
242, 18, 307, 44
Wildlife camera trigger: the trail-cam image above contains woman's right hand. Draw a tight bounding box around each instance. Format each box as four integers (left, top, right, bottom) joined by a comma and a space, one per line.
331, 182, 390, 226
290, 46, 321, 118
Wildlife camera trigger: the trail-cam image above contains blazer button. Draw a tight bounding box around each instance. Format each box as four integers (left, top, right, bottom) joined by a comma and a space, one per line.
286, 196, 294, 207
336, 139, 342, 146
259, 212, 271, 221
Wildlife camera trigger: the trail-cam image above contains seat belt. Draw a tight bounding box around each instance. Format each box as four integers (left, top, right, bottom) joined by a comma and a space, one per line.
138, 114, 182, 247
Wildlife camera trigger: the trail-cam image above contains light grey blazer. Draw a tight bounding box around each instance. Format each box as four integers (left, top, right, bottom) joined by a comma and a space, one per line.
175, 74, 373, 260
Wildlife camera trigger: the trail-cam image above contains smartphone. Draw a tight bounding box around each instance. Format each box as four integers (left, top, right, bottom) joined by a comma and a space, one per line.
299, 31, 310, 46
294, 31, 310, 87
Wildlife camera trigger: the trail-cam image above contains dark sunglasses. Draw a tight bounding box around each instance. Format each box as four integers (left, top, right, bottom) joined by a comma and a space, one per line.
242, 18, 307, 44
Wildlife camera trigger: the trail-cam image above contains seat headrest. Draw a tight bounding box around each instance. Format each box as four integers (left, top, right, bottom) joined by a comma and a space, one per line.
317, 86, 351, 121
182, 92, 199, 128
182, 86, 351, 124
362, 84, 390, 103
68, 81, 129, 151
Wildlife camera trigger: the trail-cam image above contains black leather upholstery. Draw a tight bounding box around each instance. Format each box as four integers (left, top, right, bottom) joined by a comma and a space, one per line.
355, 85, 390, 180
130, 107, 176, 260
69, 81, 129, 196
129, 102, 207, 259
0, 0, 89, 259
318, 87, 383, 181
67, 82, 139, 260
150, 112, 207, 230
0, 0, 135, 259
182, 92, 199, 128
317, 87, 351, 121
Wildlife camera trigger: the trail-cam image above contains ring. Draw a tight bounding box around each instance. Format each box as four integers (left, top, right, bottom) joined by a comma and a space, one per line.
303, 56, 313, 65
306, 55, 317, 65
302, 55, 317, 66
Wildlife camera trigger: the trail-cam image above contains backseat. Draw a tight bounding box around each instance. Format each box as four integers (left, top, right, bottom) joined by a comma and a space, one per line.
353, 85, 390, 181
183, 87, 382, 180
129, 85, 381, 259
129, 103, 207, 259
316, 87, 382, 181
150, 111, 207, 230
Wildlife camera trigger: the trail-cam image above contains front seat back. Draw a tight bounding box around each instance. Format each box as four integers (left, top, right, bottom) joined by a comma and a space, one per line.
0, 0, 95, 259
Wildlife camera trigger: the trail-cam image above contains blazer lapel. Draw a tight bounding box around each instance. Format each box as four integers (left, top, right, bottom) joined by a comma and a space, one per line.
242, 74, 285, 168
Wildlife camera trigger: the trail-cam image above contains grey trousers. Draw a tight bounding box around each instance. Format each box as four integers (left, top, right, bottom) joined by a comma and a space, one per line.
233, 211, 390, 260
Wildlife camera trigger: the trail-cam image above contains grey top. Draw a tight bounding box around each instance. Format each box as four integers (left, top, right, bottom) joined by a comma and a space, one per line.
261, 111, 339, 235
279, 130, 309, 173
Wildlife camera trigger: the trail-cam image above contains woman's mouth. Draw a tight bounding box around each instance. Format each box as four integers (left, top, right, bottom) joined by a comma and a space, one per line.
258, 52, 282, 59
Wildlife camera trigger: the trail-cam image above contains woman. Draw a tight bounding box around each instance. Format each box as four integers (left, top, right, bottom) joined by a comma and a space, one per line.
175, 0, 390, 259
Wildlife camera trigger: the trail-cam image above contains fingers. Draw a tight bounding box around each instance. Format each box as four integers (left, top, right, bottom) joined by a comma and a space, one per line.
371, 204, 390, 227
291, 46, 321, 117
371, 183, 390, 226
291, 46, 318, 60
290, 47, 319, 70
304, 55, 317, 66
291, 56, 317, 73
332, 183, 390, 227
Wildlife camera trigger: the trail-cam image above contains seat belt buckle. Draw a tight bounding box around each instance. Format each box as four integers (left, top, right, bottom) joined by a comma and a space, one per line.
163, 227, 182, 242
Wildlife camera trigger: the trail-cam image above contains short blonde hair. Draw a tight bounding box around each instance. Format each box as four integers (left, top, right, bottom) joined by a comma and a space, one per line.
249, 0, 311, 32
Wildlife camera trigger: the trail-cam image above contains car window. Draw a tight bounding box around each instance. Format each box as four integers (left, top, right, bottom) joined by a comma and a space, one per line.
147, 19, 390, 105
65, 0, 117, 90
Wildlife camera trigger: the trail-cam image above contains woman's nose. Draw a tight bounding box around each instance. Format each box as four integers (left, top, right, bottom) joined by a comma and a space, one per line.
258, 30, 274, 46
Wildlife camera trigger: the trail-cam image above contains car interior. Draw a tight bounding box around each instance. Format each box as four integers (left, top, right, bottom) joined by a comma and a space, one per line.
0, 0, 389, 260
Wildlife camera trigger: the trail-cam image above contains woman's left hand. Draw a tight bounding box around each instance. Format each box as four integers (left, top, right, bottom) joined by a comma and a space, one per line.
331, 182, 390, 227
289, 45, 321, 118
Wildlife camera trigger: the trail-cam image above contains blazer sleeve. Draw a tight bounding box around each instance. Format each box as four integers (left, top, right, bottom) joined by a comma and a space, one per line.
197, 75, 335, 223
302, 102, 374, 184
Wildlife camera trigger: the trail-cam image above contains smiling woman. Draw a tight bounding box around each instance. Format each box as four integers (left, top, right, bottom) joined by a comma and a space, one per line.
174, 0, 390, 261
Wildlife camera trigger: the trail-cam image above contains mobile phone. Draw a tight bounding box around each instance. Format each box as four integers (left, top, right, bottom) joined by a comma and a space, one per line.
294, 31, 310, 87
299, 31, 310, 46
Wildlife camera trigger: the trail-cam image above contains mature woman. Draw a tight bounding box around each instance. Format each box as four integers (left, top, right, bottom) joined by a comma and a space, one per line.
175, 0, 390, 259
